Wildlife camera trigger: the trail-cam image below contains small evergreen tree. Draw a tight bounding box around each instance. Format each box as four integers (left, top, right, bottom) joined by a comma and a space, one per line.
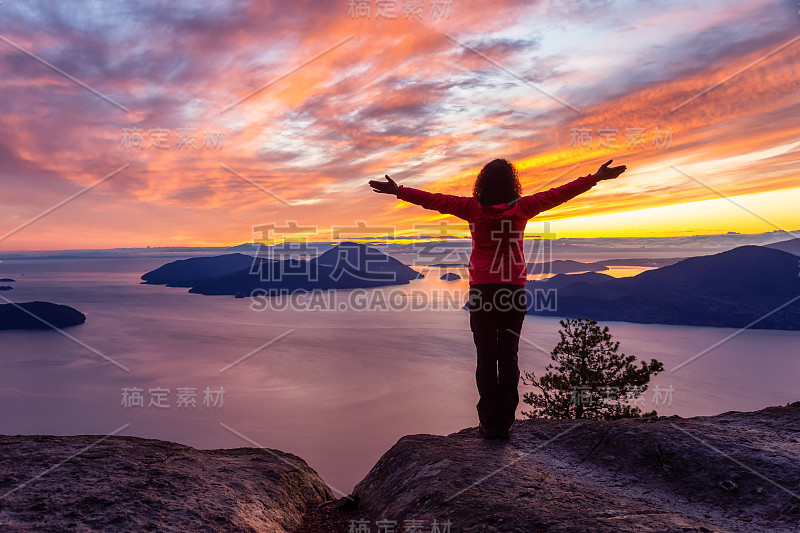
521, 317, 664, 420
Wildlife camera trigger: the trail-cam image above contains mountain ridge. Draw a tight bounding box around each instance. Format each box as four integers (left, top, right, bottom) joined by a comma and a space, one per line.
527, 245, 800, 329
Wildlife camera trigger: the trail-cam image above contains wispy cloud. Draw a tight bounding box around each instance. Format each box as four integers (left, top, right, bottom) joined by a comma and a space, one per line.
0, 0, 797, 250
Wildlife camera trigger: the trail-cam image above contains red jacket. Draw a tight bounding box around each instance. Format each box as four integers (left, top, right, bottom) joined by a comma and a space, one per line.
396, 173, 599, 285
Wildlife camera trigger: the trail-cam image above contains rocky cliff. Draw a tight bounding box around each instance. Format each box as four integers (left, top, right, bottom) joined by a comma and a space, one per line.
2, 402, 799, 532
0, 435, 332, 532
352, 402, 800, 532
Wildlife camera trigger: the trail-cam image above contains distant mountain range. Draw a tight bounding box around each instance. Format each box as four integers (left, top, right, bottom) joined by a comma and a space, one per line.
142, 242, 423, 297
526, 245, 800, 329
4, 229, 798, 260
430, 257, 683, 274
765, 237, 800, 256
527, 257, 682, 275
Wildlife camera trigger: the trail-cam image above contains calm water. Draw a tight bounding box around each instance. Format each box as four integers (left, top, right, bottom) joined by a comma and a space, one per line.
0, 257, 798, 493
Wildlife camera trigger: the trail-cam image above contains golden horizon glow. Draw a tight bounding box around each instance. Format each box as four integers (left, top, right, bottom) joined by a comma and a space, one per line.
0, 1, 798, 251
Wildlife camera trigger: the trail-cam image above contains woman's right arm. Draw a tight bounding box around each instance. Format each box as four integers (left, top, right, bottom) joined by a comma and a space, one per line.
396, 186, 475, 220
369, 175, 475, 220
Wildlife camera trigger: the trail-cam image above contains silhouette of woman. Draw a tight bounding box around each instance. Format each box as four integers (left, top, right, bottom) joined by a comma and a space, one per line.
369, 159, 626, 439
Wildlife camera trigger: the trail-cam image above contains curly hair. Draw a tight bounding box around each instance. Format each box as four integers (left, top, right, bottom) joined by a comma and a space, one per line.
472, 158, 522, 206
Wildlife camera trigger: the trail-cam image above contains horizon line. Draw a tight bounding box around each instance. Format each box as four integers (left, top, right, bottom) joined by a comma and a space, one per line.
0, 229, 796, 255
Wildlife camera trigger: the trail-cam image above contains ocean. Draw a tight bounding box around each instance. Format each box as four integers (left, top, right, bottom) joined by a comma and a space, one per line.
0, 257, 798, 493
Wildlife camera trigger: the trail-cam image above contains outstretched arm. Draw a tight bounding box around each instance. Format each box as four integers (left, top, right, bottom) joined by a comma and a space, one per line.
369, 174, 475, 220
517, 159, 626, 219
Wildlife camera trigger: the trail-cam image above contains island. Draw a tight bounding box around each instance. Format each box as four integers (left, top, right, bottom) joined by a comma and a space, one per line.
0, 301, 86, 330
0, 278, 15, 282
143, 242, 424, 297
525, 245, 800, 329
141, 253, 256, 287
0, 286, 13, 291
440, 272, 461, 281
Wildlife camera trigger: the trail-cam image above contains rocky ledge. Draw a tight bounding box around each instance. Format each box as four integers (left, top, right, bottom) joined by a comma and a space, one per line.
353, 402, 800, 532
2, 402, 799, 532
0, 435, 332, 532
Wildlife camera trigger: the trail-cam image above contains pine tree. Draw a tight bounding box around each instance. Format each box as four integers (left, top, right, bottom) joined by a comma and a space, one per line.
521, 317, 664, 420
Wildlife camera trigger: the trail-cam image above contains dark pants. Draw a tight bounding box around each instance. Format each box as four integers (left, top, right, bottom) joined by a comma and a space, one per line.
468, 284, 527, 432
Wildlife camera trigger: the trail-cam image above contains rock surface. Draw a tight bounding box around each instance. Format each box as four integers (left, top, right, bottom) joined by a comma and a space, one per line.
2, 403, 799, 532
354, 401, 800, 532
0, 435, 332, 532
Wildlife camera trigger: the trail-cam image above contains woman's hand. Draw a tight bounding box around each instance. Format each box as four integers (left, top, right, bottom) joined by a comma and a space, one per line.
594, 159, 627, 181
369, 174, 399, 195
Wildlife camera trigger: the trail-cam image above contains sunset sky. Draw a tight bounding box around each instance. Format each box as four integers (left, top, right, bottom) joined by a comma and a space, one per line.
0, 0, 798, 251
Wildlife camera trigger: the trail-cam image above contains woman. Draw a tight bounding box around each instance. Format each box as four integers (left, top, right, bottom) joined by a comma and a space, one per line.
369, 159, 626, 439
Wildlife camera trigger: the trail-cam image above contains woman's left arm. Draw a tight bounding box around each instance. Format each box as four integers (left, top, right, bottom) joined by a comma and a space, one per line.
517, 159, 626, 219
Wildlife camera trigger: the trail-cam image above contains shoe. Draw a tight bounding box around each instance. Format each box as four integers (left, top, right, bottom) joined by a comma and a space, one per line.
496, 426, 511, 440
479, 423, 498, 439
